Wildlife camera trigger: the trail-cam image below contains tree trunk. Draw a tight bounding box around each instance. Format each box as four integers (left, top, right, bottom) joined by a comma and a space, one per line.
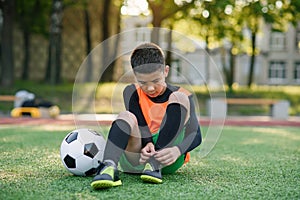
220, 46, 230, 84
84, 5, 93, 82
221, 45, 235, 92
100, 0, 114, 82
149, 2, 162, 44
204, 35, 210, 85
55, 31, 62, 84
0, 0, 15, 87
151, 17, 162, 44
165, 26, 173, 66
45, 0, 63, 84
45, 43, 51, 82
109, 4, 122, 81
228, 48, 236, 92
151, 27, 161, 45
165, 25, 173, 82
21, 29, 30, 80
247, 30, 256, 87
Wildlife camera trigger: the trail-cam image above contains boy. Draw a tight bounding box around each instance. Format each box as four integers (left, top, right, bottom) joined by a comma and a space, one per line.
91, 43, 202, 189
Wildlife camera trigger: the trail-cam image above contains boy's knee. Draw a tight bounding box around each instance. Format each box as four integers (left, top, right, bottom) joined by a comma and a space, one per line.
168, 91, 190, 110
116, 111, 138, 130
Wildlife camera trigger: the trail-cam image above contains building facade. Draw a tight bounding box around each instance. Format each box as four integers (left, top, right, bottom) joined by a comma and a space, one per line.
121, 16, 300, 86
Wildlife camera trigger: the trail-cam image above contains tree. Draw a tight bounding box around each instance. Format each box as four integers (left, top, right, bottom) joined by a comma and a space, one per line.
287, 0, 300, 26
45, 0, 63, 84
83, 0, 93, 82
189, 0, 245, 90
143, 0, 196, 85
241, 1, 263, 87
241, 0, 294, 87
191, 0, 227, 85
99, 0, 112, 82
189, 0, 297, 89
16, 0, 50, 80
165, 24, 173, 68
100, 0, 122, 82
147, 0, 195, 44
221, 2, 245, 91
0, 0, 15, 87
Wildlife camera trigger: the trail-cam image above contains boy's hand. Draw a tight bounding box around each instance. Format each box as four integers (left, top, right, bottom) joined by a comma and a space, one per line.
154, 146, 181, 166
139, 142, 156, 164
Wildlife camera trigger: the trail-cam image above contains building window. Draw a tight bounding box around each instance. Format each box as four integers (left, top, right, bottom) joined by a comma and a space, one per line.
172, 59, 181, 77
270, 32, 286, 50
294, 62, 300, 82
170, 59, 184, 83
268, 61, 286, 83
296, 28, 300, 51
135, 29, 150, 43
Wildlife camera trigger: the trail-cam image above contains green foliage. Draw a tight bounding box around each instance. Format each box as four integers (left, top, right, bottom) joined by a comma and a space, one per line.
180, 0, 298, 87
15, 0, 52, 36
0, 126, 299, 199
1, 81, 300, 116
288, 0, 300, 25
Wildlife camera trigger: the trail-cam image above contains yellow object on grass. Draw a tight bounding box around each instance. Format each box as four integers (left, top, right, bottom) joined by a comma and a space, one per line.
11, 107, 41, 118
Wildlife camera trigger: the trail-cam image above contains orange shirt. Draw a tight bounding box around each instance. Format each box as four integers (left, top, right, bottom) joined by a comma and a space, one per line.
136, 85, 168, 134
135, 84, 190, 134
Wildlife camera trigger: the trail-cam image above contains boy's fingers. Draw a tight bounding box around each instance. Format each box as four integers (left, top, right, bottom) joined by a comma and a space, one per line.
139, 152, 151, 164
154, 147, 179, 166
155, 155, 176, 166
139, 156, 149, 164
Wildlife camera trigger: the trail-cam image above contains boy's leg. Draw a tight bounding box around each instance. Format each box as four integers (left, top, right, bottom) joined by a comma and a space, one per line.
141, 92, 190, 183
103, 111, 141, 166
91, 111, 141, 189
118, 111, 142, 167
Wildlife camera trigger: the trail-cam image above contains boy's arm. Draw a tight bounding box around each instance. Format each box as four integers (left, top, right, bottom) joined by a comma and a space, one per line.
123, 84, 153, 147
176, 95, 202, 154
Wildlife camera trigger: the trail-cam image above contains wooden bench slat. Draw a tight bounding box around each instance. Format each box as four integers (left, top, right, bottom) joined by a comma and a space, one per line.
0, 95, 16, 101
225, 98, 278, 105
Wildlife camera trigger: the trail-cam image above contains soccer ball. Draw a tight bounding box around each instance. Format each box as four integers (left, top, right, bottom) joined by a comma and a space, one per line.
60, 128, 106, 176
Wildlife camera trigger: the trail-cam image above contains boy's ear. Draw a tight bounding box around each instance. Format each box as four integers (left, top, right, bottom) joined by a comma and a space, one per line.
165, 65, 170, 77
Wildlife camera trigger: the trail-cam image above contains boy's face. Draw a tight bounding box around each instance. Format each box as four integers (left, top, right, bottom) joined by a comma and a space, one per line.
135, 66, 169, 98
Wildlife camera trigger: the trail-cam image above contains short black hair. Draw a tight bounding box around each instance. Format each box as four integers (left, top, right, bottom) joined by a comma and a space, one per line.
130, 43, 165, 74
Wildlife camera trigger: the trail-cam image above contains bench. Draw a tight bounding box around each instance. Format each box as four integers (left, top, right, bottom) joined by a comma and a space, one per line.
0, 95, 17, 115
207, 98, 290, 119
0, 95, 17, 101
1, 95, 60, 118
0, 96, 41, 118
226, 98, 278, 105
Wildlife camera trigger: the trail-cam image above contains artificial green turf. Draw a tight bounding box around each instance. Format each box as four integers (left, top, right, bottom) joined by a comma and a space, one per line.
0, 125, 299, 200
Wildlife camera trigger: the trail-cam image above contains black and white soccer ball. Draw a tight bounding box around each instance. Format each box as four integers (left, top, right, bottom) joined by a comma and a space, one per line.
60, 128, 106, 176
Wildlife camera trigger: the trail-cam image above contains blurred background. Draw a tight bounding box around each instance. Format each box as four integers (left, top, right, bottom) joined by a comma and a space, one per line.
0, 0, 299, 116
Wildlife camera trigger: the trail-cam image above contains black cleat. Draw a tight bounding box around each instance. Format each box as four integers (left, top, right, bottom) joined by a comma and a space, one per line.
91, 162, 122, 189
140, 158, 162, 184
